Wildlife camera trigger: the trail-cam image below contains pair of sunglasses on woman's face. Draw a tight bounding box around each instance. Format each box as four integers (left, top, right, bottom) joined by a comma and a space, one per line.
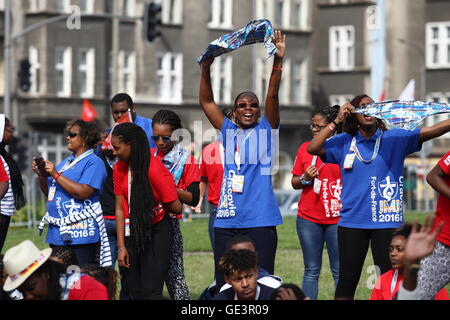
66, 132, 79, 138
151, 135, 171, 143
236, 102, 259, 109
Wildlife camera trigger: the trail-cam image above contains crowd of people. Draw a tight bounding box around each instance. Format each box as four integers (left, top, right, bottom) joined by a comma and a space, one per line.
1, 30, 450, 301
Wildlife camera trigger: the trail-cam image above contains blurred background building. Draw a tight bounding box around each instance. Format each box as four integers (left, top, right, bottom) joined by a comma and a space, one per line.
0, 0, 449, 223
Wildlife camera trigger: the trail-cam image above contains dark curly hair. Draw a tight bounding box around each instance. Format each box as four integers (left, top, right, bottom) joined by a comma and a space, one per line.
315, 105, 342, 134
392, 223, 416, 240
219, 249, 258, 277
342, 94, 387, 136
65, 119, 101, 149
80, 264, 118, 300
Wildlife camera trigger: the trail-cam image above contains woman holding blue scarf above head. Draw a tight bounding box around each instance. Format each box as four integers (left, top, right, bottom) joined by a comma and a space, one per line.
199, 30, 286, 292
151, 109, 200, 300
308, 94, 450, 300
33, 119, 108, 266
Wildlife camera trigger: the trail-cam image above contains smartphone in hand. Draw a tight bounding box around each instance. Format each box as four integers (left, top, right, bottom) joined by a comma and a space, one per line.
34, 157, 50, 177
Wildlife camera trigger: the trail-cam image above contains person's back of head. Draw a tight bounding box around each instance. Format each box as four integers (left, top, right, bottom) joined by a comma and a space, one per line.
50, 246, 76, 268
80, 264, 118, 300
270, 283, 308, 300
225, 234, 256, 252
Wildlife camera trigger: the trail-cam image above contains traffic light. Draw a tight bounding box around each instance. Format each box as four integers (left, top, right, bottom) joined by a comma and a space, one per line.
18, 59, 31, 92
144, 2, 162, 42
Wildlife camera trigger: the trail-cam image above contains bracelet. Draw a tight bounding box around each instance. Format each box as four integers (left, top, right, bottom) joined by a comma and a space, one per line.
408, 264, 421, 270
53, 172, 61, 181
328, 125, 335, 132
118, 247, 127, 252
332, 120, 338, 127
273, 66, 283, 71
299, 174, 313, 186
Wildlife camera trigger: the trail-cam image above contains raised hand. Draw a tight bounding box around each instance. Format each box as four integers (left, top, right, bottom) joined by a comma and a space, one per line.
273, 30, 286, 59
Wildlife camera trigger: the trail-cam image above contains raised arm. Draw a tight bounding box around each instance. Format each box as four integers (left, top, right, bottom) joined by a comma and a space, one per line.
265, 30, 286, 129
420, 119, 450, 143
199, 57, 225, 130
308, 102, 354, 155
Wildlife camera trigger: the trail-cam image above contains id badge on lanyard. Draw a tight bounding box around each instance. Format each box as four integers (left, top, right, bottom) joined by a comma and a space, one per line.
343, 153, 356, 170
48, 184, 57, 202
233, 139, 246, 194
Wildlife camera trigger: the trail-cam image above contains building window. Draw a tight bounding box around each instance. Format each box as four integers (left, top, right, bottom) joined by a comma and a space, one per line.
29, 0, 46, 11
208, 0, 233, 29
55, 47, 72, 97
118, 51, 136, 97
79, 0, 94, 14
29, 46, 41, 96
274, 0, 289, 28
56, 0, 70, 12
0, 0, 4, 10
211, 56, 232, 104
122, 0, 136, 17
255, 58, 271, 104
329, 94, 353, 107
291, 0, 309, 30
78, 48, 95, 98
255, 0, 271, 21
155, 0, 182, 24
279, 59, 290, 105
329, 25, 355, 71
426, 22, 450, 68
156, 53, 183, 103
426, 92, 450, 137
293, 59, 308, 104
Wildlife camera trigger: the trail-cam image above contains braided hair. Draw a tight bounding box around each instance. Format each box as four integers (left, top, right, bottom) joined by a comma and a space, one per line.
315, 105, 342, 134
152, 109, 183, 131
0, 118, 25, 210
112, 123, 153, 258
343, 94, 387, 136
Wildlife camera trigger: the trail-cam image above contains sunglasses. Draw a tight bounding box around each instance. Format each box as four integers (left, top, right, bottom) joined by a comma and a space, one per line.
309, 124, 327, 131
66, 132, 79, 138
236, 102, 259, 109
151, 135, 171, 143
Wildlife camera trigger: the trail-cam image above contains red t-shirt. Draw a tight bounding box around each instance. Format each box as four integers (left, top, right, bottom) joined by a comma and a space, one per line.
370, 269, 449, 300
199, 141, 224, 207
152, 148, 200, 219
434, 151, 450, 246
292, 142, 341, 224
0, 159, 9, 182
113, 152, 179, 224
68, 275, 109, 300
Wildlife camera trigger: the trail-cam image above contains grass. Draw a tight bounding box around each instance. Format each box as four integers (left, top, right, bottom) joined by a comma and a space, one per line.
3, 211, 448, 300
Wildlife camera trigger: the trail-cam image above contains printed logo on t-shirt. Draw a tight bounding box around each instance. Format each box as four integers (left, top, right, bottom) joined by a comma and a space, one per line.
216, 170, 237, 218
322, 179, 342, 218
370, 176, 403, 223
444, 155, 450, 167
56, 197, 96, 239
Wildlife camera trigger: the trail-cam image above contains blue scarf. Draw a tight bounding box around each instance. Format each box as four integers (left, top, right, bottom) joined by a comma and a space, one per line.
156, 144, 190, 185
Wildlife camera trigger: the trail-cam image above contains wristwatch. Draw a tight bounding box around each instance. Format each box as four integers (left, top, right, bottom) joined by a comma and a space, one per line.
299, 174, 312, 186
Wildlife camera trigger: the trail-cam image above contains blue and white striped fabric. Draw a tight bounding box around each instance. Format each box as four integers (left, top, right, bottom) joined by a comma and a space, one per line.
0, 157, 15, 217
354, 100, 450, 130
197, 19, 276, 63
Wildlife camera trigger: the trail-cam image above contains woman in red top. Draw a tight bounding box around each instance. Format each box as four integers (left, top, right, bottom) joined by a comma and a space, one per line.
151, 109, 200, 300
111, 122, 182, 300
291, 105, 342, 300
371, 224, 448, 300
417, 151, 450, 299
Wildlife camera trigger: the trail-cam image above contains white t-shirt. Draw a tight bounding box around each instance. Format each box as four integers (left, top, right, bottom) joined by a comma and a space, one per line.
1, 156, 15, 217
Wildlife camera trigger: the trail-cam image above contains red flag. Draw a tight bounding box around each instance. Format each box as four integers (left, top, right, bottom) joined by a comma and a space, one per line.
101, 110, 133, 151
378, 89, 385, 102
81, 99, 97, 121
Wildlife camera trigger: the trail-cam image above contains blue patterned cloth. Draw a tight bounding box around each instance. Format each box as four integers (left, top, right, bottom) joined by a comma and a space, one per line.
354, 100, 450, 130
197, 19, 276, 63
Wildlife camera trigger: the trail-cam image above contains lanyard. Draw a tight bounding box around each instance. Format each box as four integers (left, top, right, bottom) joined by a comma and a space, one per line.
52, 149, 94, 185
234, 127, 256, 174
60, 149, 94, 173
391, 269, 399, 295
350, 132, 382, 164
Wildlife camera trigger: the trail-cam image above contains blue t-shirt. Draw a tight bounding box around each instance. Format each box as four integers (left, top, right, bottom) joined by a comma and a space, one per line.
215, 116, 282, 229
324, 128, 421, 229
134, 114, 156, 149
46, 152, 107, 245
